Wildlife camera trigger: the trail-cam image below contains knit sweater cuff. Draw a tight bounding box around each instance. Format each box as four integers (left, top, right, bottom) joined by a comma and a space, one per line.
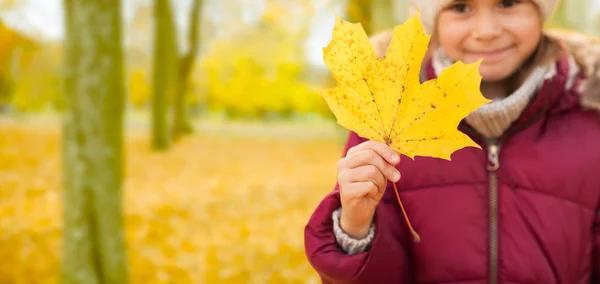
332, 207, 376, 255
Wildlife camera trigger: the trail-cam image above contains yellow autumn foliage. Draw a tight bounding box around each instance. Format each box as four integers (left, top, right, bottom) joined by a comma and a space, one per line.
0, 20, 38, 104
199, 31, 332, 120
129, 69, 151, 108
0, 21, 36, 73
11, 47, 62, 112
0, 120, 344, 283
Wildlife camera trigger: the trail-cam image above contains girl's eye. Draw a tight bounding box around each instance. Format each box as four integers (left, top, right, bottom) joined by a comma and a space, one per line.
449, 3, 470, 13
500, 0, 521, 8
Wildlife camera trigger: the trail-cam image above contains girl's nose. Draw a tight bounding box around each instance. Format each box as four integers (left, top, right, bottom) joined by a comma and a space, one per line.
471, 12, 501, 40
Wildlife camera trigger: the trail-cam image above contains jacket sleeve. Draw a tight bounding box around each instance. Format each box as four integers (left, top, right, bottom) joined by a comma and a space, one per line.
303, 131, 413, 283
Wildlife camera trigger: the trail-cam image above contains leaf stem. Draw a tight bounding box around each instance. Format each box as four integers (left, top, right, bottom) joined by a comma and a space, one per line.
392, 182, 420, 243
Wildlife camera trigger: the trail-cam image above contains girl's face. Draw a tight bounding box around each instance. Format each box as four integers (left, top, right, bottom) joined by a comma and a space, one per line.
436, 0, 543, 82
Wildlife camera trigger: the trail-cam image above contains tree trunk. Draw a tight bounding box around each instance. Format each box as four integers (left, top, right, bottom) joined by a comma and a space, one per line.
346, 0, 373, 35
547, 0, 568, 28
61, 1, 129, 283
151, 0, 177, 150
172, 0, 203, 140
372, 0, 394, 33
392, 0, 409, 24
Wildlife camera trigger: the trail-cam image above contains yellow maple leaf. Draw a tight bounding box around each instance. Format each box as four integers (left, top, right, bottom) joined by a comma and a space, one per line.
320, 12, 491, 161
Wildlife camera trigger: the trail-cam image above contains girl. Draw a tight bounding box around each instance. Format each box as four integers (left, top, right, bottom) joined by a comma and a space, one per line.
304, 0, 600, 283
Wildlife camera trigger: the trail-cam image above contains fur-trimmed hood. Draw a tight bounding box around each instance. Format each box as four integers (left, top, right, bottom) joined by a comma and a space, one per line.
546, 29, 600, 111
368, 29, 600, 112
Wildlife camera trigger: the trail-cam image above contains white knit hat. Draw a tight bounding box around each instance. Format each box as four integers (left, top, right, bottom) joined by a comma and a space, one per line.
409, 0, 560, 34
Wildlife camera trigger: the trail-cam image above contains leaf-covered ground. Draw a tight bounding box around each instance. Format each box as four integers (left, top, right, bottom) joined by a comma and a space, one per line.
0, 119, 346, 283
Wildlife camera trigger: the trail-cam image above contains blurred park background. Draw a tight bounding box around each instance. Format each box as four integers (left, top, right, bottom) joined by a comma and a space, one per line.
0, 0, 599, 283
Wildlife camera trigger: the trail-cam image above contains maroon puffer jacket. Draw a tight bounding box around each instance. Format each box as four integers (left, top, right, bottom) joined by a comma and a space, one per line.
304, 34, 600, 283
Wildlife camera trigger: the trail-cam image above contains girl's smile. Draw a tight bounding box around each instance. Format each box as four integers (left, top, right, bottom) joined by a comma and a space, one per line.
464, 45, 515, 64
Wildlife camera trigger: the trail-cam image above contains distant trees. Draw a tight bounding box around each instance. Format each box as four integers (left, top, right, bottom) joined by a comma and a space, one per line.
345, 0, 396, 35
151, 0, 177, 150
172, 0, 203, 141
0, 20, 37, 111
151, 0, 203, 150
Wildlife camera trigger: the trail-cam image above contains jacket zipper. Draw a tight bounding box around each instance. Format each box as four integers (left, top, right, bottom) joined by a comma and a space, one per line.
460, 122, 504, 284
487, 139, 500, 284
457, 78, 553, 284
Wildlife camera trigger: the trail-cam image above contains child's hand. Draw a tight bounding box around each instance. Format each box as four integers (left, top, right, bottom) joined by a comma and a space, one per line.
337, 140, 401, 239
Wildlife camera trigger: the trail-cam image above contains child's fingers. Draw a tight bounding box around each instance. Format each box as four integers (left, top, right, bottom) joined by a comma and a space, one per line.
345, 165, 387, 193
339, 149, 400, 183
347, 140, 400, 166
344, 180, 381, 200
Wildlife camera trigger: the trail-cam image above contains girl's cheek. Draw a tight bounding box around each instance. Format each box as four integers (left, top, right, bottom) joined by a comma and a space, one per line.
436, 23, 469, 58
506, 20, 542, 45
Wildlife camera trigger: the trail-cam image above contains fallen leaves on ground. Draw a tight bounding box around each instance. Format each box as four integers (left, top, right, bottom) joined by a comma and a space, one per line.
0, 121, 343, 283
